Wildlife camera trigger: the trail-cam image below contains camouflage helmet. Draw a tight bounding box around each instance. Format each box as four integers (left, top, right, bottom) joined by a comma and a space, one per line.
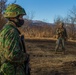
4, 4, 26, 18
59, 22, 64, 26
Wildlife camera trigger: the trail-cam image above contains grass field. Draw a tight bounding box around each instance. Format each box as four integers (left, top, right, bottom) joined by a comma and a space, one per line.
25, 38, 76, 75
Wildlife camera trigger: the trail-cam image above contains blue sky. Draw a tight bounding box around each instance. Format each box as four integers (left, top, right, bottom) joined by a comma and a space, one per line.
7, 0, 76, 23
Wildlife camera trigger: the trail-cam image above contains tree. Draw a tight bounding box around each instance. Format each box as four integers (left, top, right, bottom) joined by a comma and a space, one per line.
66, 6, 76, 39
0, 0, 7, 13
0, 0, 7, 29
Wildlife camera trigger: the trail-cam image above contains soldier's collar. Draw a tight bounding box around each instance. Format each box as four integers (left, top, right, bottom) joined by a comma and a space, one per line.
6, 21, 21, 34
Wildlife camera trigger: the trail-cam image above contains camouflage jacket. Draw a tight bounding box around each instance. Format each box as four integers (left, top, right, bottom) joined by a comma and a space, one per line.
0, 21, 26, 75
56, 27, 67, 39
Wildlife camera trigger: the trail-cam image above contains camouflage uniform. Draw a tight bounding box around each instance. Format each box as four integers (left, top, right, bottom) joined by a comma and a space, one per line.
55, 22, 67, 53
0, 4, 28, 75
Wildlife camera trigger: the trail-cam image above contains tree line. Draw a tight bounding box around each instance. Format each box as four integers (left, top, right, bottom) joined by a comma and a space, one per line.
0, 0, 76, 40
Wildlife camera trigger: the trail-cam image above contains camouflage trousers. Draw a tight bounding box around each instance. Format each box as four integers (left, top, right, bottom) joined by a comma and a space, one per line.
55, 38, 65, 53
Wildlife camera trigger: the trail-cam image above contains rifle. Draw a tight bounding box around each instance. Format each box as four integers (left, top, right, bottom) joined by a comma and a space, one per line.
21, 35, 30, 75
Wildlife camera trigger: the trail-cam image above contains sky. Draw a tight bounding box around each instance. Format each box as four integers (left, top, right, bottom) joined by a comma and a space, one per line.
7, 0, 76, 23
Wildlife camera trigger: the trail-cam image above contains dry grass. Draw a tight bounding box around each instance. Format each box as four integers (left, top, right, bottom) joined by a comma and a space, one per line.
25, 38, 76, 75
25, 37, 76, 42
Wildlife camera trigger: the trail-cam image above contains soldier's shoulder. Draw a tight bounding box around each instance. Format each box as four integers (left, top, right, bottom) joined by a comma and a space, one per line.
4, 24, 15, 31
0, 24, 16, 36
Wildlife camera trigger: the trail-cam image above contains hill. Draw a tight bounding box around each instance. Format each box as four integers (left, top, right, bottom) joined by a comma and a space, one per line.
20, 19, 76, 40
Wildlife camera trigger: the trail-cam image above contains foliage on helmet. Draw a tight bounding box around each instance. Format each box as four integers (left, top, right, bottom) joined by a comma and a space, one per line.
4, 4, 26, 18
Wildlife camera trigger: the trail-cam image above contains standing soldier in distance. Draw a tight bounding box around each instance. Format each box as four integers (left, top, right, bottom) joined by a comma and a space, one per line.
55, 22, 67, 54
0, 4, 30, 75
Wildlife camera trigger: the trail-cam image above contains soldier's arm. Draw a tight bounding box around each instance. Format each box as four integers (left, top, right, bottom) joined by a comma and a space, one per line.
3, 27, 27, 64
56, 28, 59, 35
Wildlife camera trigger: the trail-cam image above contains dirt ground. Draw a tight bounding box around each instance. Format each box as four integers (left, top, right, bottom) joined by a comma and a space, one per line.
25, 39, 76, 75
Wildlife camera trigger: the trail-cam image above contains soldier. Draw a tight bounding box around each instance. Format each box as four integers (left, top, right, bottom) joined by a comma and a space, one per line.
0, 4, 30, 75
55, 22, 67, 54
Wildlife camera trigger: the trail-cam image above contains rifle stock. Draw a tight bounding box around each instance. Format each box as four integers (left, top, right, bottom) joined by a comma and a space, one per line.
21, 35, 30, 75
21, 35, 26, 53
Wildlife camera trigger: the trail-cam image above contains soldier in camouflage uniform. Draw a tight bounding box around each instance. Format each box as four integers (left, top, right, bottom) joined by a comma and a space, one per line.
55, 22, 67, 54
0, 4, 29, 75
